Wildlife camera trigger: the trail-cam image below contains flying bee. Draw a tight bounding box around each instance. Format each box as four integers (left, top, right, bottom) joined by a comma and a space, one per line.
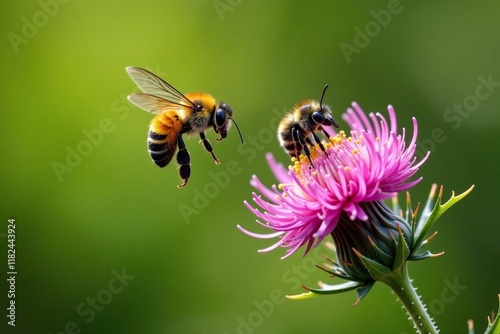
277, 85, 339, 167
126, 66, 243, 188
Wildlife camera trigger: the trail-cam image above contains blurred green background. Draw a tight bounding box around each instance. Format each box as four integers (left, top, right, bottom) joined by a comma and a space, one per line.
1, 1, 499, 333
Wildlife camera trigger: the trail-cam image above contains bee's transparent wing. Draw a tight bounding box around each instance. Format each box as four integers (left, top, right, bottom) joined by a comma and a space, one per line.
127, 93, 191, 114
126, 66, 195, 109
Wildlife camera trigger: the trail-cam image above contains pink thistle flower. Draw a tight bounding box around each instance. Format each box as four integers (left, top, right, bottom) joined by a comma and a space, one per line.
238, 102, 429, 259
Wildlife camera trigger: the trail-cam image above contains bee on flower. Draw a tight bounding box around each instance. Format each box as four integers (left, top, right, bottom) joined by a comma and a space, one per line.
238, 101, 474, 334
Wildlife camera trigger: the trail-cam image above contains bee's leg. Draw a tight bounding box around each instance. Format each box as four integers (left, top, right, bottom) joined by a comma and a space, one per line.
176, 133, 190, 188
320, 126, 331, 139
293, 128, 314, 168
291, 128, 302, 157
305, 137, 314, 146
200, 132, 220, 165
292, 136, 302, 159
312, 132, 328, 156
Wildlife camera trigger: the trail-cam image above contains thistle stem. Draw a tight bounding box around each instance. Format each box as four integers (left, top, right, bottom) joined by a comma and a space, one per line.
380, 263, 439, 334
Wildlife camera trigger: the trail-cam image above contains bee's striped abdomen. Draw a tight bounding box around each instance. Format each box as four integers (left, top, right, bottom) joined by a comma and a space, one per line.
283, 141, 301, 158
280, 132, 303, 158
147, 111, 183, 168
147, 131, 171, 167
278, 117, 303, 158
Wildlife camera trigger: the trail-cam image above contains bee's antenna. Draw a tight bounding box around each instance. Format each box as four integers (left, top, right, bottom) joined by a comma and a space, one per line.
230, 118, 244, 144
319, 84, 329, 110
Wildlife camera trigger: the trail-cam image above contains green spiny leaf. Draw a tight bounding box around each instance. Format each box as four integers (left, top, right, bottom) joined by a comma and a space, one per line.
484, 294, 500, 334
409, 250, 445, 261
353, 248, 391, 280
393, 225, 411, 270
298, 281, 364, 296
353, 281, 375, 306
368, 236, 394, 267
286, 292, 317, 300
416, 184, 439, 234
405, 191, 413, 224
413, 185, 474, 252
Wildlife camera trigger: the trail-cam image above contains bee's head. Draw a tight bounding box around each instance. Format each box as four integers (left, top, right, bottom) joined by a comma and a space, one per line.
214, 102, 244, 143
311, 85, 339, 128
311, 105, 338, 128
213, 102, 233, 140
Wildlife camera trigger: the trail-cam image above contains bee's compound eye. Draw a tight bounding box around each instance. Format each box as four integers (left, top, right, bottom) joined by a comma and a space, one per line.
311, 111, 325, 124
215, 109, 226, 128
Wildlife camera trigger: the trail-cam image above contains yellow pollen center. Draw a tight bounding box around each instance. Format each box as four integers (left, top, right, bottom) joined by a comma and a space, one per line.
290, 131, 353, 175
